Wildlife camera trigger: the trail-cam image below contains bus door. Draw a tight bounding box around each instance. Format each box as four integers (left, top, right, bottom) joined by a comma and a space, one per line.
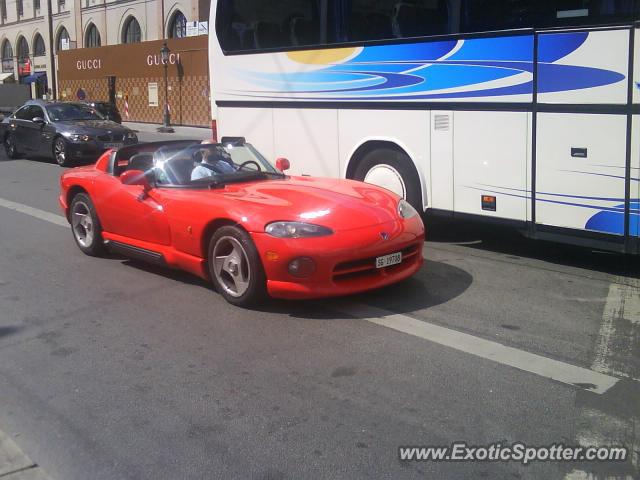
534, 27, 631, 240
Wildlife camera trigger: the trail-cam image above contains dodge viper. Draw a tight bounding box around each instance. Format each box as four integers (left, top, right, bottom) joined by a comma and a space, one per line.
59, 139, 425, 306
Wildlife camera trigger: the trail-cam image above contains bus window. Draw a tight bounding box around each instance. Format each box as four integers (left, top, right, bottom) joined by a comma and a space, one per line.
346, 0, 450, 41
461, 0, 639, 32
216, 0, 321, 52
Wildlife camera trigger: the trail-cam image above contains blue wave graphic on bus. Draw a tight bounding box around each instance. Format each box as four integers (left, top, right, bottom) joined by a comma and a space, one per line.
586, 202, 640, 236
467, 183, 639, 236
238, 32, 625, 100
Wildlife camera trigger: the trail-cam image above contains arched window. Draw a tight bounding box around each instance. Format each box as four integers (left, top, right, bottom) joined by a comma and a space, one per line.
169, 10, 187, 38
122, 16, 141, 44
16, 36, 28, 60
85, 23, 101, 47
33, 34, 45, 56
56, 26, 69, 52
1, 40, 13, 72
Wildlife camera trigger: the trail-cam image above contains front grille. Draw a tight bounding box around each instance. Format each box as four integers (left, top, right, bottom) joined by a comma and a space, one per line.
98, 133, 125, 142
332, 244, 421, 283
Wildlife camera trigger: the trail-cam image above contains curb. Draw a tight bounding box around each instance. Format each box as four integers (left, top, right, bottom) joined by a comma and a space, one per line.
0, 429, 51, 480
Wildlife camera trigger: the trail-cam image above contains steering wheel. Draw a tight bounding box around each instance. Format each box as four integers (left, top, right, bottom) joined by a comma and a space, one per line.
238, 160, 261, 171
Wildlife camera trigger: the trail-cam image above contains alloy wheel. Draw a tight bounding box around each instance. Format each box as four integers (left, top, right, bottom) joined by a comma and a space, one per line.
71, 200, 94, 247
212, 236, 251, 297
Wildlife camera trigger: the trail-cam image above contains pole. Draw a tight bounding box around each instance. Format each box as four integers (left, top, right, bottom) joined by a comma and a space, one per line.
163, 61, 170, 127
46, 0, 57, 99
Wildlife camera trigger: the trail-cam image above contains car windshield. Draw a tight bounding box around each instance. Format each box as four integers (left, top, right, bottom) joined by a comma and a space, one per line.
46, 103, 104, 121
147, 143, 283, 187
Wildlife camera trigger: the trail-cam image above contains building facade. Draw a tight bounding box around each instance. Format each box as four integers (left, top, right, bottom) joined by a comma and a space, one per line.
0, 0, 210, 124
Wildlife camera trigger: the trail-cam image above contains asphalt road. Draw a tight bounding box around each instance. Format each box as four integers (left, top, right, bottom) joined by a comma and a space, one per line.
0, 133, 639, 479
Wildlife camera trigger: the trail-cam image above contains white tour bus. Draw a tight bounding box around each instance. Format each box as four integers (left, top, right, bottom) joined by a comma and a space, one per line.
209, 0, 640, 254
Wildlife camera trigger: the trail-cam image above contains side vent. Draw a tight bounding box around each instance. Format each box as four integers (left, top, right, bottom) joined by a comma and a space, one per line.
434, 114, 450, 131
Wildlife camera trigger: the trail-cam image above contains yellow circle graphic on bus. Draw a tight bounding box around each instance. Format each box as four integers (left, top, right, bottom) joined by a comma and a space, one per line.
287, 47, 359, 65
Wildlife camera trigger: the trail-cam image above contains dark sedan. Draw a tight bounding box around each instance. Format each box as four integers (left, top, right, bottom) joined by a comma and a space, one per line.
2, 100, 137, 167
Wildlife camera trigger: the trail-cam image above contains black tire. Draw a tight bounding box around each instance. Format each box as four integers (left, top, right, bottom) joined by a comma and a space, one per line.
53, 136, 72, 167
69, 193, 105, 256
4, 133, 19, 159
208, 226, 267, 307
353, 147, 422, 212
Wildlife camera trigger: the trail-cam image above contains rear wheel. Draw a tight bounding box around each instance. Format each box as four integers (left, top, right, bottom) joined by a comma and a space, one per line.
70, 193, 105, 256
353, 147, 422, 212
54, 136, 72, 167
208, 226, 267, 307
4, 133, 19, 159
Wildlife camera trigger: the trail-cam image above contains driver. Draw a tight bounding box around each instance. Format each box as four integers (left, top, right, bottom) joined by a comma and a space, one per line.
191, 140, 237, 180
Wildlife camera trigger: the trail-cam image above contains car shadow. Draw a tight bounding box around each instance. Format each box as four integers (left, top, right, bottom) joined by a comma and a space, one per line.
252, 259, 473, 319
424, 216, 639, 278
0, 325, 23, 338
116, 254, 473, 320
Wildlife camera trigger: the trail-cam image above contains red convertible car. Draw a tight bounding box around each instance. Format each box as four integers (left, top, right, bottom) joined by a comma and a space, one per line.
59, 139, 425, 306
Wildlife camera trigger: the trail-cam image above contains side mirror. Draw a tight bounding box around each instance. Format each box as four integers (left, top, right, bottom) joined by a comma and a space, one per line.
275, 157, 290, 172
32, 116, 45, 124
120, 169, 152, 192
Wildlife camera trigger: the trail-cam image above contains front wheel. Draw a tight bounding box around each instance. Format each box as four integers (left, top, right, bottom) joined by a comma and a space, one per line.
353, 147, 422, 212
208, 226, 267, 307
4, 133, 19, 159
53, 137, 72, 167
70, 193, 105, 256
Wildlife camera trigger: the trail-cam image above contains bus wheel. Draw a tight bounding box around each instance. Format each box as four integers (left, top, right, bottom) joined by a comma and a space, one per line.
353, 147, 422, 212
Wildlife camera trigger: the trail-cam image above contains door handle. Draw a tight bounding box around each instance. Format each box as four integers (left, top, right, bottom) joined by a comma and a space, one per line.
571, 147, 587, 158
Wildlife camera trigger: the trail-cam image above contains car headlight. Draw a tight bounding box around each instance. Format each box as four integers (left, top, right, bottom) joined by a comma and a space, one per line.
126, 132, 137, 140
398, 199, 418, 219
69, 134, 92, 142
265, 221, 333, 238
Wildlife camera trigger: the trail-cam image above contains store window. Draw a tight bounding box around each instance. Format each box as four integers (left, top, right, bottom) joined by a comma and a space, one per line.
85, 23, 101, 47
56, 27, 70, 52
122, 16, 142, 43
1, 40, 13, 72
169, 10, 187, 38
34, 34, 45, 56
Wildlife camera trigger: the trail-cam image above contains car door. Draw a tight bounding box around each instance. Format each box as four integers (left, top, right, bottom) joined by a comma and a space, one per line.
7, 106, 31, 151
20, 105, 47, 153
92, 173, 172, 246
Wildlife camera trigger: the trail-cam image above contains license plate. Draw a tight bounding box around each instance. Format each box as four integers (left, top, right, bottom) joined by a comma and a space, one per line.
103, 142, 123, 149
376, 252, 402, 269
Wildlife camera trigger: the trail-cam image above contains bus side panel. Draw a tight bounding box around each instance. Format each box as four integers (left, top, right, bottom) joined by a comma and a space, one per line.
273, 109, 339, 177
452, 111, 528, 221
536, 113, 627, 234
338, 110, 430, 209
632, 115, 639, 239
430, 111, 454, 212
218, 107, 275, 163
538, 29, 629, 105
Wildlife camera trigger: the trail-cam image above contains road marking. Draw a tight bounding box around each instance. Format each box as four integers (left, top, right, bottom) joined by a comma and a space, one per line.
592, 277, 640, 380
335, 302, 619, 394
0, 197, 67, 227
0, 427, 52, 479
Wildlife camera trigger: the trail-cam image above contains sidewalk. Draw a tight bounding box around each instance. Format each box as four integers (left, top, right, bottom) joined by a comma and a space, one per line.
0, 428, 51, 479
123, 121, 213, 142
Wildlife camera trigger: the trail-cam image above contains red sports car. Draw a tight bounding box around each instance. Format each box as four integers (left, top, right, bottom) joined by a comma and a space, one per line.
59, 139, 425, 306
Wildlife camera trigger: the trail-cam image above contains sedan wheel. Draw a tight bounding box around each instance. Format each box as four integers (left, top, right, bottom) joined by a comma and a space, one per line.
208, 226, 266, 306
70, 193, 104, 256
4, 133, 19, 159
54, 137, 71, 167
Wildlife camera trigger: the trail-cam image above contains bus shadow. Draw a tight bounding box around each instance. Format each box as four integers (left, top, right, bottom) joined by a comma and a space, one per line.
424, 216, 639, 278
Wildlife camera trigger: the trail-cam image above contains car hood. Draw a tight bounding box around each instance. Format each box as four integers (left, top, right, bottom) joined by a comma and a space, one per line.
216, 176, 403, 231
57, 119, 129, 133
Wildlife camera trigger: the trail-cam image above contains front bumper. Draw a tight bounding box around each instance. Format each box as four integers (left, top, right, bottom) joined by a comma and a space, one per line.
253, 217, 425, 300
65, 137, 137, 160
